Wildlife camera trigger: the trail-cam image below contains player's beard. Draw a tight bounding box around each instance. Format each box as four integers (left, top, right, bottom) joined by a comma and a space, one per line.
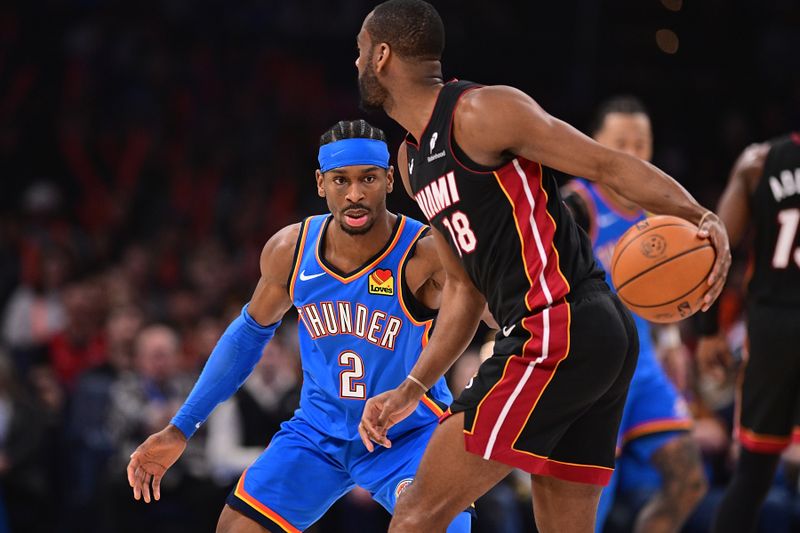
358, 58, 388, 114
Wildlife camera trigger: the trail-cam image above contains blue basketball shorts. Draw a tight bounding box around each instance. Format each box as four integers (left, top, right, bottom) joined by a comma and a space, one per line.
226, 416, 472, 532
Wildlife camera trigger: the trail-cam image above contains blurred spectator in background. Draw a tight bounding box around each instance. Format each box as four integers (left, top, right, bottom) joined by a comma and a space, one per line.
106, 323, 223, 533
0, 352, 52, 533
64, 304, 144, 532
47, 277, 107, 389
2, 243, 70, 375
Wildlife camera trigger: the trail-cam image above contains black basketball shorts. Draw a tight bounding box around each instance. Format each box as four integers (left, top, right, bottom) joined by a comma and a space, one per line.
737, 303, 800, 454
442, 279, 639, 485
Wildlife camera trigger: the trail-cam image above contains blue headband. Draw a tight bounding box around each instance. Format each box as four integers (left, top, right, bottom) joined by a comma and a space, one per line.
318, 138, 390, 173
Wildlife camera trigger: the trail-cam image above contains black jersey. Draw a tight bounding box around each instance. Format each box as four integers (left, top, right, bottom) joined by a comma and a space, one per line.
748, 133, 800, 307
406, 80, 604, 328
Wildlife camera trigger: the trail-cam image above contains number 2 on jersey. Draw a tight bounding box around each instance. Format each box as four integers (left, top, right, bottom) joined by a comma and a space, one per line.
442, 211, 477, 256
772, 208, 800, 269
338, 350, 366, 399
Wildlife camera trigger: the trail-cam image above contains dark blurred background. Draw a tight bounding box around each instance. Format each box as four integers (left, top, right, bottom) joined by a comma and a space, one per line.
0, 1, 798, 532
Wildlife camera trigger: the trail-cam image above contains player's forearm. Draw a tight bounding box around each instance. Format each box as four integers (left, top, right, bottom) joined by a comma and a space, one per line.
406, 276, 484, 390
605, 156, 708, 224
171, 305, 280, 438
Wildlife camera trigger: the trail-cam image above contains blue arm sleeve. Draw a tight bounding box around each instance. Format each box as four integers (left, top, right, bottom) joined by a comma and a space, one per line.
171, 304, 280, 439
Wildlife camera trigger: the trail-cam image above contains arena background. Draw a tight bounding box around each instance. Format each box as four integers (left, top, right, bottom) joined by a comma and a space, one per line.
0, 1, 798, 532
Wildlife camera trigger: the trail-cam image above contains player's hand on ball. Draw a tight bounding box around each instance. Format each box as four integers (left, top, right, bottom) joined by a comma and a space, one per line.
126, 424, 187, 503
697, 212, 731, 311
359, 383, 422, 452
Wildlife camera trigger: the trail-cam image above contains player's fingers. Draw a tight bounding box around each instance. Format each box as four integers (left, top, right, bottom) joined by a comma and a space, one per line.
152, 472, 163, 501
142, 473, 152, 503
703, 252, 729, 310
133, 467, 144, 500
360, 413, 386, 447
701, 284, 722, 312
127, 455, 139, 487
358, 422, 375, 452
704, 231, 729, 298
705, 232, 722, 285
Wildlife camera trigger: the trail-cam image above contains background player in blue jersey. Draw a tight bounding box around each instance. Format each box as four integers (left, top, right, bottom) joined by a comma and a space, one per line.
562, 96, 707, 533
125, 119, 473, 533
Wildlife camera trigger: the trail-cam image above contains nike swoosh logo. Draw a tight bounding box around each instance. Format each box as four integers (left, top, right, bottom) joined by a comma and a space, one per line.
299, 270, 325, 281
502, 324, 516, 337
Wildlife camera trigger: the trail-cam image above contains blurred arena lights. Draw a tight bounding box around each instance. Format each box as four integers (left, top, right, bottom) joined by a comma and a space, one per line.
660, 0, 683, 12
655, 29, 680, 54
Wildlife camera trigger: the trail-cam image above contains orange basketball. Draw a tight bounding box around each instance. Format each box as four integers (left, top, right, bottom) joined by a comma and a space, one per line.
610, 215, 715, 323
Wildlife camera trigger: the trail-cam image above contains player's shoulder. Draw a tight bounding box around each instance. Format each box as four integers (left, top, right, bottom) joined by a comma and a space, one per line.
455, 85, 545, 151
739, 141, 771, 166
262, 222, 303, 256
259, 222, 305, 276
406, 225, 440, 268
412, 227, 436, 256
457, 85, 531, 119
732, 142, 771, 190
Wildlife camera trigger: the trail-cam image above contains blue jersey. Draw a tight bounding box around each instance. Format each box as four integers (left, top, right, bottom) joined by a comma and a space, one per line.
288, 214, 452, 441
570, 179, 659, 376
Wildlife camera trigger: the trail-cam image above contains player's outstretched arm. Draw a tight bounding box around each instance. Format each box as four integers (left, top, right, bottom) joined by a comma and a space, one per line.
359, 228, 485, 451
126, 224, 298, 503
454, 86, 731, 311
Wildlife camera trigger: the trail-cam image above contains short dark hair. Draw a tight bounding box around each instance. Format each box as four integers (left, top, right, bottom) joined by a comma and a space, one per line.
590, 96, 649, 135
367, 0, 445, 60
319, 119, 387, 146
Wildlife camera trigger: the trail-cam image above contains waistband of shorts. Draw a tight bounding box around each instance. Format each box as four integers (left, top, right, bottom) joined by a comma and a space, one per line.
565, 277, 610, 303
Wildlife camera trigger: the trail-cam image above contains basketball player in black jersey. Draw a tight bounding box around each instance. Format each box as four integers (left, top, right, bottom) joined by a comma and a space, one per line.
354, 1, 731, 532
694, 134, 800, 533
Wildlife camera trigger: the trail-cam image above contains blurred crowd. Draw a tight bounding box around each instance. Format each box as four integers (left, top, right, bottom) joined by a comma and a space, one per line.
1, 0, 799, 532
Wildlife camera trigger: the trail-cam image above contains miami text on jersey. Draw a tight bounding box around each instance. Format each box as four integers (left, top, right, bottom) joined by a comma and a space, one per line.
414, 171, 461, 220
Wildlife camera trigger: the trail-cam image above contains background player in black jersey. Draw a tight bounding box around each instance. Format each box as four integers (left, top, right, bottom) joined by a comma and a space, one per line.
355, 1, 731, 532
695, 134, 800, 533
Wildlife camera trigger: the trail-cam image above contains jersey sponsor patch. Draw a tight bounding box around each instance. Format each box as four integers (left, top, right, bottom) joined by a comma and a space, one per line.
368, 268, 394, 296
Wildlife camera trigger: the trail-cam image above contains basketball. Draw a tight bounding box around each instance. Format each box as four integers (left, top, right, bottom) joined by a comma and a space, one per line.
610, 215, 715, 323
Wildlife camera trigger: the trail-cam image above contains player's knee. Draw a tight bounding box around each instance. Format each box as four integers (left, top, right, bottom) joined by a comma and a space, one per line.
391, 484, 453, 532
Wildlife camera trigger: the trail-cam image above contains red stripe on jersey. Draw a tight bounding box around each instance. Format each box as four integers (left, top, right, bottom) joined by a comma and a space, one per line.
494, 159, 570, 311
463, 302, 571, 460
503, 303, 570, 451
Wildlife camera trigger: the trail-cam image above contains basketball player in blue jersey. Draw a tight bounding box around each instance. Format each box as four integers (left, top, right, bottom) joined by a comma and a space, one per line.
125, 119, 473, 533
354, 1, 731, 532
561, 96, 707, 533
